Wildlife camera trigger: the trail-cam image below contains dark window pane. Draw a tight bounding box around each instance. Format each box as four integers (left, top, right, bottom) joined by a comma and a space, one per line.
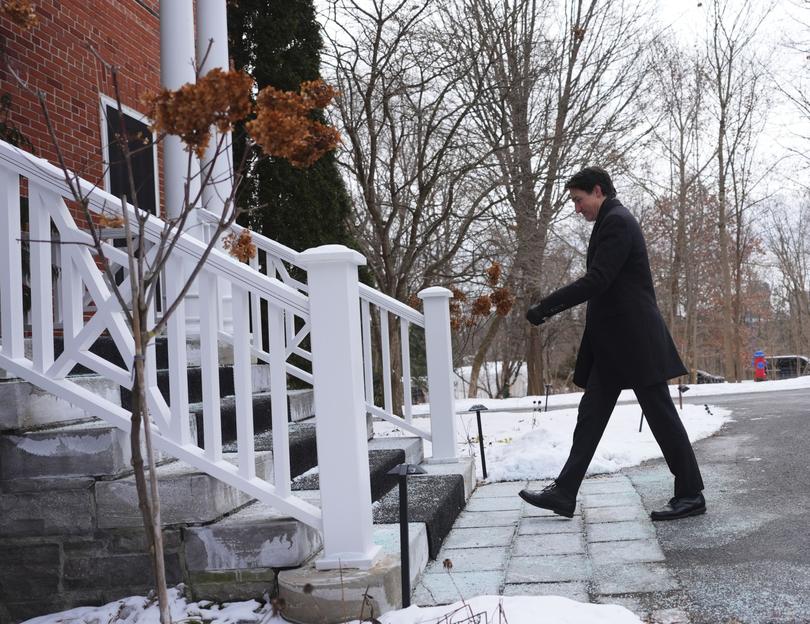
105, 105, 156, 215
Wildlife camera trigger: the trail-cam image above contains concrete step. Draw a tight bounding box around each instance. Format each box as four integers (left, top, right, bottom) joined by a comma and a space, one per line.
278, 522, 430, 623
373, 469, 469, 559
119, 362, 274, 411
94, 451, 276, 529
292, 448, 405, 503
0, 362, 276, 433
17, 335, 232, 377
183, 501, 323, 581
368, 435, 425, 466
189, 389, 315, 446
55, 335, 170, 376
0, 336, 170, 381
93, 423, 321, 530
225, 422, 319, 479
1, 383, 312, 488
0, 375, 122, 432
289, 436, 425, 502
0, 421, 132, 485
178, 439, 427, 580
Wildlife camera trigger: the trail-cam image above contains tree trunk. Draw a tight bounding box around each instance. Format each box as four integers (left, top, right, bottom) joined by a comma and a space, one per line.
468, 315, 503, 398
526, 325, 544, 395
131, 305, 171, 624
717, 120, 736, 381
669, 156, 688, 340
388, 313, 404, 416
733, 225, 744, 380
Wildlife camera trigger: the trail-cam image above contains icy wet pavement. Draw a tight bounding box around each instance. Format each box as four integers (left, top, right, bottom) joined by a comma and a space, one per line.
413, 474, 690, 624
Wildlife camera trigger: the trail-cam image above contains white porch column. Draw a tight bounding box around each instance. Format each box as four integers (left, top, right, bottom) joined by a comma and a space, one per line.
160, 0, 200, 220
161, 0, 204, 335
195, 0, 234, 332
418, 287, 458, 462
195, 0, 234, 212
299, 245, 381, 570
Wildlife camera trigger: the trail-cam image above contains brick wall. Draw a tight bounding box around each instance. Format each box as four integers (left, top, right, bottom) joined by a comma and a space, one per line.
0, 0, 161, 224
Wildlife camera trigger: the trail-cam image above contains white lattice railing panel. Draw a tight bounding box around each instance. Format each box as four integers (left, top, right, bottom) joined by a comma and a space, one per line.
198, 208, 436, 444
0, 140, 321, 529
0, 138, 458, 568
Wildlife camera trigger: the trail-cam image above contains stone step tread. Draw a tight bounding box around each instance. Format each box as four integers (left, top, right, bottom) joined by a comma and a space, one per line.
373, 473, 466, 559
277, 522, 430, 623
188, 389, 314, 422
94, 450, 276, 529
0, 417, 318, 485
183, 500, 323, 571
103, 445, 292, 483
14, 419, 113, 434
367, 436, 425, 466
291, 448, 404, 500
0, 423, 133, 484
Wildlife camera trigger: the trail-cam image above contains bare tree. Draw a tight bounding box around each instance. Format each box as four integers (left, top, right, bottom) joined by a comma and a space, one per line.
705, 0, 772, 380
457, 0, 655, 395
323, 0, 498, 409
645, 38, 715, 344
766, 199, 810, 357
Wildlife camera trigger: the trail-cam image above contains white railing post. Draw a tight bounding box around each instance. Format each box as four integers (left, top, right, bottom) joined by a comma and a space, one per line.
29, 187, 55, 372
299, 244, 381, 570
418, 287, 458, 462
0, 169, 24, 360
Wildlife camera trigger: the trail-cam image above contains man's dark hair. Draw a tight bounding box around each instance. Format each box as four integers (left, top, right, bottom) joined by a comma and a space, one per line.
565, 166, 617, 198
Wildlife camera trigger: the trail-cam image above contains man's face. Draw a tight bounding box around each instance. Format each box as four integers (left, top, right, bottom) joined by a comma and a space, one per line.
569, 186, 605, 222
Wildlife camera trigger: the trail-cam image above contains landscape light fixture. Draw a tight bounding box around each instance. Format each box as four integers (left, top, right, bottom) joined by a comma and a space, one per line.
387, 463, 427, 608
677, 383, 690, 409
469, 404, 489, 479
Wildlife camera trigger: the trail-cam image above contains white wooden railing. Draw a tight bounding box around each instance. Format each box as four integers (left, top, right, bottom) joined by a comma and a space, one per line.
197, 209, 459, 460
0, 139, 457, 569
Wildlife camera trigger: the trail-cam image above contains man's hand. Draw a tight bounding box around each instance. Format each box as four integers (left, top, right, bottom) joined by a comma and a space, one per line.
526, 305, 546, 326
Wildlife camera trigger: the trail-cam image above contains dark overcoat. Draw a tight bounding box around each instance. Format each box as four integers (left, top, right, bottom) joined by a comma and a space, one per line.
531, 197, 687, 389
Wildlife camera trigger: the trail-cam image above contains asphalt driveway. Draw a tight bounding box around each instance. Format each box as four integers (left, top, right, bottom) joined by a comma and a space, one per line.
627, 388, 810, 623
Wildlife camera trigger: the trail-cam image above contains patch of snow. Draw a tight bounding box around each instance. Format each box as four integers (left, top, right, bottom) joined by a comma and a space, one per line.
24, 592, 641, 624
21, 588, 282, 624
347, 595, 642, 624
415, 373, 810, 416
378, 401, 730, 482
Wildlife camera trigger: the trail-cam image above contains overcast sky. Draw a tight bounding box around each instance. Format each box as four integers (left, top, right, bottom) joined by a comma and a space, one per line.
315, 0, 810, 193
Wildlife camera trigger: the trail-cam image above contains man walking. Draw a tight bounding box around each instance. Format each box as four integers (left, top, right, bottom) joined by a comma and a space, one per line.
520, 166, 705, 521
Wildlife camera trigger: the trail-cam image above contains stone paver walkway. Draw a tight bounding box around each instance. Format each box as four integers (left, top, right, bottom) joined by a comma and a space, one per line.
413, 474, 690, 623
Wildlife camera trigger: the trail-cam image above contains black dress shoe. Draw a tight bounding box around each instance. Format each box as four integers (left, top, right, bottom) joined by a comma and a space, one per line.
518, 482, 575, 518
650, 494, 706, 521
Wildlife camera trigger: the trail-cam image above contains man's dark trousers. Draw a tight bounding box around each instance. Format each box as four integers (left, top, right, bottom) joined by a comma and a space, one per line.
555, 369, 704, 498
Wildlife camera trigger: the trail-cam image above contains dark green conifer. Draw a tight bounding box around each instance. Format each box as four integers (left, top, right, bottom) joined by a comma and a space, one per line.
228, 0, 351, 251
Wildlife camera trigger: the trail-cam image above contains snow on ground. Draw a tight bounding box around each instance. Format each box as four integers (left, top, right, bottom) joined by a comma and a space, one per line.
347, 595, 642, 623
21, 588, 276, 624
451, 362, 810, 405
379, 400, 731, 481
23, 592, 643, 624
431, 373, 810, 416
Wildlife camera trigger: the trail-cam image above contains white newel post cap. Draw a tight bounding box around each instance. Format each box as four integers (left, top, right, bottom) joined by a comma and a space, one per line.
298, 245, 366, 267
417, 286, 452, 300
